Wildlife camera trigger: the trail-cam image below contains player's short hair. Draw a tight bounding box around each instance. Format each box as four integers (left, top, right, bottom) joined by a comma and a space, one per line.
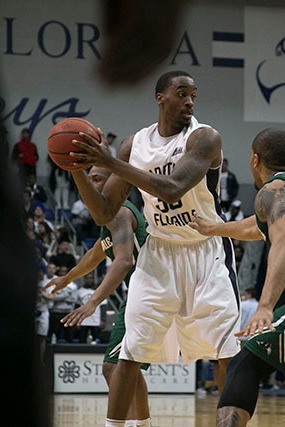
155, 70, 193, 96
252, 128, 285, 171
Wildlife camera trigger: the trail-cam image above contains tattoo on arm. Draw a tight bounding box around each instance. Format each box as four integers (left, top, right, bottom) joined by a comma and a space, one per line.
255, 184, 285, 225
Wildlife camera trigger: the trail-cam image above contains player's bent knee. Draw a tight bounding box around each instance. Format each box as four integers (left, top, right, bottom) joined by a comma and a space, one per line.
102, 362, 116, 384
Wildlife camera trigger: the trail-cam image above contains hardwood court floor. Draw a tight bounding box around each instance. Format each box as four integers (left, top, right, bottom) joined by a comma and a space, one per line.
53, 392, 285, 426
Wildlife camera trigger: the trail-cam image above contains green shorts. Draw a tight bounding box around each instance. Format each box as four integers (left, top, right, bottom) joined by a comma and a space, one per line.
245, 304, 285, 374
103, 300, 150, 370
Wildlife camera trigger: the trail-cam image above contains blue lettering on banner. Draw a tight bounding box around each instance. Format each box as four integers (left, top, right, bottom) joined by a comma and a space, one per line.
0, 97, 90, 136
170, 31, 200, 66
4, 17, 101, 59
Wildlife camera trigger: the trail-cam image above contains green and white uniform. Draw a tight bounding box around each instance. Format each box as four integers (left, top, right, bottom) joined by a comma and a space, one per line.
245, 172, 285, 373
102, 200, 148, 367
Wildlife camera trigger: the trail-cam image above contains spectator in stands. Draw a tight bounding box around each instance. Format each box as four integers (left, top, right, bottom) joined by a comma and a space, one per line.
48, 159, 74, 210
77, 272, 107, 343
24, 215, 36, 235
220, 158, 239, 212
42, 262, 58, 287
11, 128, 39, 187
22, 188, 36, 220
24, 218, 47, 265
26, 173, 48, 204
33, 205, 54, 235
48, 240, 77, 270
25, 220, 40, 243
22, 187, 45, 221
48, 265, 78, 343
237, 240, 265, 295
46, 226, 78, 261
38, 221, 55, 254
71, 193, 100, 244
225, 199, 244, 222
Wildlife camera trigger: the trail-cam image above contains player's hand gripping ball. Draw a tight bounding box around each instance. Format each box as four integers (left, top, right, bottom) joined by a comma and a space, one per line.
47, 117, 100, 171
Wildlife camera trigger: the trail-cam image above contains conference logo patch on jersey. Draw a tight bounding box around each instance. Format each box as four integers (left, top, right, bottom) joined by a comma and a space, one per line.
172, 146, 183, 156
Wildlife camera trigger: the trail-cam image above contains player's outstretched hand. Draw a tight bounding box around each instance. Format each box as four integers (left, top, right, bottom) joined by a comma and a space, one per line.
70, 128, 112, 170
235, 306, 275, 337
189, 210, 216, 236
61, 299, 98, 327
44, 276, 70, 294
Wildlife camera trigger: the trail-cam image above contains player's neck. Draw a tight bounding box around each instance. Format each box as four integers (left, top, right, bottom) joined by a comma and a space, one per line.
157, 122, 184, 138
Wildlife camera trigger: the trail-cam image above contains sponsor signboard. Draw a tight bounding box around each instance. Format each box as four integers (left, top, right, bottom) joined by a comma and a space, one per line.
53, 353, 196, 394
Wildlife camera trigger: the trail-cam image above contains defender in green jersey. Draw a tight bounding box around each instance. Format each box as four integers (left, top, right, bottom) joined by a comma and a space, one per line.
46, 166, 149, 426
190, 129, 285, 426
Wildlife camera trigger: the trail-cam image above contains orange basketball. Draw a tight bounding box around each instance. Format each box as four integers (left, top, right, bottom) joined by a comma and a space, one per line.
47, 117, 100, 171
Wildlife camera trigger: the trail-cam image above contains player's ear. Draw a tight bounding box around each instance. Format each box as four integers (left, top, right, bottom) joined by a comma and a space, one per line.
253, 152, 260, 168
156, 92, 164, 105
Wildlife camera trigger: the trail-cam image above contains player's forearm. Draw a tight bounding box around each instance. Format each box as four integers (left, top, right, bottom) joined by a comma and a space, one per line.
65, 247, 102, 283
71, 170, 110, 223
89, 261, 131, 306
110, 157, 181, 203
208, 216, 262, 241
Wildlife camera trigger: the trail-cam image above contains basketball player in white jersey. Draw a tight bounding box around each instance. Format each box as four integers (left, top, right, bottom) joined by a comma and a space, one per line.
69, 70, 241, 427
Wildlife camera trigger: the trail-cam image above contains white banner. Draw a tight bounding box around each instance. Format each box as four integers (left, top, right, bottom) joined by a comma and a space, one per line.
244, 7, 285, 122
53, 353, 196, 394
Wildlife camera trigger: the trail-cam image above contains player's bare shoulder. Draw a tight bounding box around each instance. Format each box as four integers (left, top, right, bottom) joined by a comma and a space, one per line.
255, 179, 285, 225
186, 126, 222, 167
117, 135, 134, 163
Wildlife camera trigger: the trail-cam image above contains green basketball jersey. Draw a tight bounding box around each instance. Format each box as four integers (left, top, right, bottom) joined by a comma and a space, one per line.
100, 200, 147, 287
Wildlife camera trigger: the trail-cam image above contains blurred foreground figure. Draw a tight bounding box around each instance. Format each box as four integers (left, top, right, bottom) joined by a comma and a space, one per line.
98, 0, 186, 85
0, 117, 51, 427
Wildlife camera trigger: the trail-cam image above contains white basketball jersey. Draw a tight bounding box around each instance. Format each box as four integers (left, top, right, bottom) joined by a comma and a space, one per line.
129, 116, 224, 243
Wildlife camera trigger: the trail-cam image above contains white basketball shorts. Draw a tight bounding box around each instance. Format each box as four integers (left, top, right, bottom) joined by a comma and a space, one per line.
120, 235, 241, 364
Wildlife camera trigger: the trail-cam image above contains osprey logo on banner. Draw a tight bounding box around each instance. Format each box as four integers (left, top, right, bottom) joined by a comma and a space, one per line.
256, 36, 285, 105
244, 7, 285, 122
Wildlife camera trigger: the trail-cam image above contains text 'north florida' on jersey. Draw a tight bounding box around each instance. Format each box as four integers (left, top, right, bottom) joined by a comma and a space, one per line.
129, 116, 224, 243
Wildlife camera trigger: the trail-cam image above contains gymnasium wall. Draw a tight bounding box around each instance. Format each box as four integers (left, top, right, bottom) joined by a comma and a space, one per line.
1, 0, 285, 214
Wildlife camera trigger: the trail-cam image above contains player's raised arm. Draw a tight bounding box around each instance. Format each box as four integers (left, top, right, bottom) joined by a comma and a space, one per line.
71, 136, 133, 225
